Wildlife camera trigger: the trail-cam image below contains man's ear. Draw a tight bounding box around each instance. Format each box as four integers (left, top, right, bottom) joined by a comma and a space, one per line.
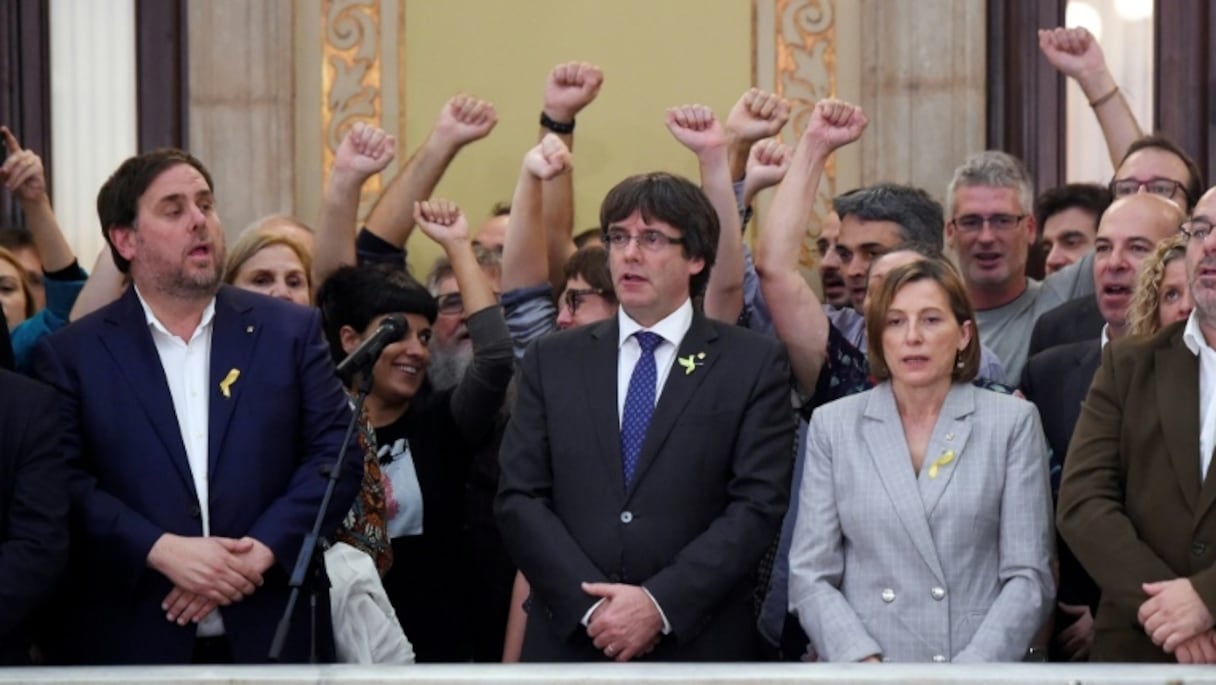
339, 325, 362, 355
108, 224, 137, 263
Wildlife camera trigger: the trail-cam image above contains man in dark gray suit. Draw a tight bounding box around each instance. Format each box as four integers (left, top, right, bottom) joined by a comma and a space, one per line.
496, 172, 794, 662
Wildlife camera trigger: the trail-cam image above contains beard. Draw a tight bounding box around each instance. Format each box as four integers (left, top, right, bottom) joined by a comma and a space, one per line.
427, 338, 473, 391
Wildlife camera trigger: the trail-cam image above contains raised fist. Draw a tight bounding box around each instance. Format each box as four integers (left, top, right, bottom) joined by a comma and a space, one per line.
333, 121, 396, 179
0, 127, 47, 204
413, 199, 469, 245
665, 104, 726, 156
543, 61, 604, 123
743, 138, 792, 199
434, 94, 498, 147
725, 88, 791, 144
803, 99, 867, 154
523, 133, 573, 181
1038, 27, 1108, 82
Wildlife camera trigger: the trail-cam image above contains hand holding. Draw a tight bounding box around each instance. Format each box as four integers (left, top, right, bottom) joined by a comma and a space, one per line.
433, 94, 498, 148
1139, 578, 1216, 653
803, 99, 867, 156
413, 199, 470, 245
665, 104, 727, 157
333, 121, 396, 181
725, 88, 790, 144
543, 61, 604, 122
523, 133, 573, 181
147, 534, 259, 605
582, 582, 663, 662
743, 138, 792, 199
0, 127, 47, 204
1038, 27, 1109, 84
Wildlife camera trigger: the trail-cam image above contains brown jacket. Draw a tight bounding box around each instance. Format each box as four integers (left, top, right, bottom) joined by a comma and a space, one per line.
1058, 320, 1216, 662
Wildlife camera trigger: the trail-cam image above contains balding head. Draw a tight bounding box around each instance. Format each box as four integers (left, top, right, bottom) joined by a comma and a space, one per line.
1092, 193, 1184, 338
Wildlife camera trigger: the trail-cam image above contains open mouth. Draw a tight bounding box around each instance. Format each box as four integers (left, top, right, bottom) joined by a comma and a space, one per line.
973, 252, 1003, 269
391, 362, 421, 376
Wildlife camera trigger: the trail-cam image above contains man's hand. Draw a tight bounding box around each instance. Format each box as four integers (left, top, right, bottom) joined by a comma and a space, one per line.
413, 199, 469, 246
146, 534, 262, 605
543, 61, 604, 123
1054, 602, 1094, 661
432, 94, 498, 149
742, 138, 791, 204
1038, 27, 1109, 86
582, 582, 663, 662
725, 88, 790, 144
666, 104, 727, 158
523, 134, 572, 181
332, 121, 396, 183
161, 586, 218, 626
1176, 630, 1216, 664
802, 99, 868, 158
0, 127, 47, 204
1138, 578, 1216, 653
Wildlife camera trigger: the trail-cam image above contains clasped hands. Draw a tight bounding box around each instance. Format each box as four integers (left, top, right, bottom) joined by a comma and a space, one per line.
581, 581, 663, 662
147, 533, 275, 626
1136, 578, 1216, 663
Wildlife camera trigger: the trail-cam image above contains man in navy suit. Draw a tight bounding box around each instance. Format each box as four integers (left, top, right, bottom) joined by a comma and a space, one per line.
36, 149, 361, 664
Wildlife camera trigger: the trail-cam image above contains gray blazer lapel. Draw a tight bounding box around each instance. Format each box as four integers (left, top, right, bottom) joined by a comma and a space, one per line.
863, 384, 947, 584
583, 319, 627, 497
626, 314, 719, 499
918, 384, 976, 517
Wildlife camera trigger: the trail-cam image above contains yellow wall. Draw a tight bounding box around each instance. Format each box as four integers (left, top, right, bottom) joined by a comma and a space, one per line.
401, 0, 753, 276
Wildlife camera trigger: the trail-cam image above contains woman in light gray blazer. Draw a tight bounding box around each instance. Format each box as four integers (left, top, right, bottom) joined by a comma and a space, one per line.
788, 258, 1054, 663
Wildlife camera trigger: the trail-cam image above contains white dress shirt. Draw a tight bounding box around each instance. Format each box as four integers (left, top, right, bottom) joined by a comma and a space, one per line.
1182, 312, 1216, 481
136, 287, 224, 636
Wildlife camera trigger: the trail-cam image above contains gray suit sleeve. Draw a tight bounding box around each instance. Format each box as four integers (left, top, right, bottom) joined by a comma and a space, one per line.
955, 403, 1055, 662
788, 410, 883, 662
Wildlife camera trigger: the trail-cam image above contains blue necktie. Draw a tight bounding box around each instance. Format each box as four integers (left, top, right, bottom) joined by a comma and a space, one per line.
621, 331, 662, 487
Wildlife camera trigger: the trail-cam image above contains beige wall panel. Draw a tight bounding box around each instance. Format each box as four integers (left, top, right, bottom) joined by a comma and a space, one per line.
858, 0, 986, 204
400, 0, 752, 276
188, 0, 296, 240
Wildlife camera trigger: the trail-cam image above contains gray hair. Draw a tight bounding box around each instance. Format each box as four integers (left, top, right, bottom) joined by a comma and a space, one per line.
832, 183, 945, 251
945, 150, 1034, 219
426, 243, 502, 294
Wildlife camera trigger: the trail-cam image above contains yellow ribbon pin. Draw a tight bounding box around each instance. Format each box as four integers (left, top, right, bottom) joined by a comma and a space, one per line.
219, 368, 241, 399
927, 449, 955, 479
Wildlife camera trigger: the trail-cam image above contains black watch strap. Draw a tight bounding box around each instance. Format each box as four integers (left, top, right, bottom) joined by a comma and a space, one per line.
540, 111, 575, 134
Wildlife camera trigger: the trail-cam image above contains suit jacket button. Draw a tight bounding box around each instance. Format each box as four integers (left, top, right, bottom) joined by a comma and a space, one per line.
930, 586, 946, 600
932, 654, 947, 663
620, 511, 633, 524
1193, 541, 1207, 556
188, 504, 201, 518
881, 588, 895, 603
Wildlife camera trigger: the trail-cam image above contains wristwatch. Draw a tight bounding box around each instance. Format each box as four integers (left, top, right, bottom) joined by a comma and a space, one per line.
540, 111, 575, 134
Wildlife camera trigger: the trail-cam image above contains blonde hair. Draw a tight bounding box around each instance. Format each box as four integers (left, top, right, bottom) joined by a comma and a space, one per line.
1127, 234, 1188, 338
223, 231, 313, 293
0, 245, 35, 321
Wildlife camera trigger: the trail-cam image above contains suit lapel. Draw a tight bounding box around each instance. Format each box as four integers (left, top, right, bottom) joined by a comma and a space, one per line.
862, 383, 946, 584
918, 384, 976, 518
1157, 334, 1202, 515
625, 314, 718, 500
99, 288, 196, 498
583, 319, 627, 497
207, 288, 259, 476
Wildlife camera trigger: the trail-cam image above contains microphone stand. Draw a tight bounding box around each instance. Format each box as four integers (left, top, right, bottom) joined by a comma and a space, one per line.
269, 369, 373, 662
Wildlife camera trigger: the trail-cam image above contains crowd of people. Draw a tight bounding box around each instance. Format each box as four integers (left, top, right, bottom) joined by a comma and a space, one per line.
2, 25, 1215, 666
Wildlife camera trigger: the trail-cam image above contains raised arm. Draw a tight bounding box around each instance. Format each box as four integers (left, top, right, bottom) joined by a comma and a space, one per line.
502, 135, 573, 292
313, 122, 396, 287
1, 127, 73, 272
365, 95, 497, 249
725, 88, 791, 184
539, 62, 603, 286
70, 249, 125, 321
665, 105, 743, 323
742, 138, 792, 213
1039, 27, 1142, 168
755, 100, 866, 393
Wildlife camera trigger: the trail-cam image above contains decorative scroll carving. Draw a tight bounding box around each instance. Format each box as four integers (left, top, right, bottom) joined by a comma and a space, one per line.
321, 0, 384, 212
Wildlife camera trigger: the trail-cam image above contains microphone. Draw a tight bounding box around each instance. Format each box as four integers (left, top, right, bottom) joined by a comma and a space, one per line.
336, 314, 408, 384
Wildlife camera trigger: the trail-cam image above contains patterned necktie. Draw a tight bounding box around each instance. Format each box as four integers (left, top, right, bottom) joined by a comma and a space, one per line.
621, 331, 663, 487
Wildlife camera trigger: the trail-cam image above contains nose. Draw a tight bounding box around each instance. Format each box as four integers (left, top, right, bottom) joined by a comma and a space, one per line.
556, 302, 575, 329
1108, 246, 1131, 271
268, 280, 290, 301
1179, 290, 1195, 319
1044, 245, 1065, 272
821, 248, 842, 272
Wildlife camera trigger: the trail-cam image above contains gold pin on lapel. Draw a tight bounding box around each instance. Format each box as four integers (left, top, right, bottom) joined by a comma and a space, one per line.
928, 449, 956, 479
219, 368, 241, 398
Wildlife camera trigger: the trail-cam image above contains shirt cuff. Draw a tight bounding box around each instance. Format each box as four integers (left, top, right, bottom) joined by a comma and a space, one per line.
642, 587, 672, 635
580, 598, 606, 627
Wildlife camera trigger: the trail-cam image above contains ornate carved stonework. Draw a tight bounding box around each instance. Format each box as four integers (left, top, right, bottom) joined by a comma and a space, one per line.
322, 0, 385, 213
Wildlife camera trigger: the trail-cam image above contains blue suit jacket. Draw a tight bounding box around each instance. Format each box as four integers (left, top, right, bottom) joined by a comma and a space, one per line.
35, 286, 362, 664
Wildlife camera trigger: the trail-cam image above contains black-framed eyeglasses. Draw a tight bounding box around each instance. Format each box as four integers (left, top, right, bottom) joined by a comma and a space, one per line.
1181, 218, 1215, 243
604, 228, 683, 252
562, 287, 605, 314
1110, 176, 1186, 200
950, 213, 1026, 233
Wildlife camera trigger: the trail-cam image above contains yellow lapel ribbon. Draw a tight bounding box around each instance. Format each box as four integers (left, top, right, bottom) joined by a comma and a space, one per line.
219, 368, 241, 399
677, 351, 707, 376
928, 449, 955, 479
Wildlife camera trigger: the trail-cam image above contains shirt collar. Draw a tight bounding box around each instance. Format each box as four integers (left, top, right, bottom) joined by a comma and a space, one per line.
1184, 310, 1211, 356
134, 284, 217, 343
1100, 324, 1110, 350
618, 298, 693, 349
